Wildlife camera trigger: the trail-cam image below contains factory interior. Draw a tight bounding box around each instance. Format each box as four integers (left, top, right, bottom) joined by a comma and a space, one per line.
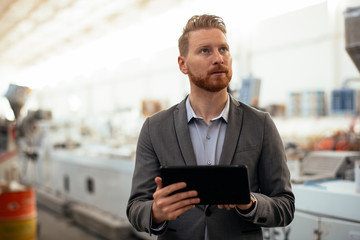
1, 0, 360, 239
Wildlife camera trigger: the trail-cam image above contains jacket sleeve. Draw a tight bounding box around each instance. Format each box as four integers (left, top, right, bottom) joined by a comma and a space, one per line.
250, 113, 295, 227
126, 118, 164, 235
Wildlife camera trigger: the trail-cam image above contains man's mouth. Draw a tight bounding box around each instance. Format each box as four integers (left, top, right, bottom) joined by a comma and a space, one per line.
209, 66, 228, 75
211, 70, 226, 75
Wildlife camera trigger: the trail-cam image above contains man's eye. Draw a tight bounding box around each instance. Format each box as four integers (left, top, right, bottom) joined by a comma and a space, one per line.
201, 49, 209, 54
220, 47, 228, 53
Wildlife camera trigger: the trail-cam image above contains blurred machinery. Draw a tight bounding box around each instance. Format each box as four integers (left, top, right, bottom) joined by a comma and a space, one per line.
291, 151, 360, 183
4, 84, 31, 120
237, 75, 261, 108
0, 119, 17, 182
0, 84, 31, 183
345, 6, 360, 73
263, 6, 360, 240
0, 83, 145, 240
0, 84, 39, 240
16, 113, 142, 239
288, 90, 327, 117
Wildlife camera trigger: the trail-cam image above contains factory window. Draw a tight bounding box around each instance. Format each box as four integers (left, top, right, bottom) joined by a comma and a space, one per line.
64, 175, 70, 192
86, 177, 95, 194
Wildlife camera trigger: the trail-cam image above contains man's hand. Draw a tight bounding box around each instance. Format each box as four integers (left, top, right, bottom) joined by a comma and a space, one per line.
217, 196, 255, 211
152, 177, 200, 225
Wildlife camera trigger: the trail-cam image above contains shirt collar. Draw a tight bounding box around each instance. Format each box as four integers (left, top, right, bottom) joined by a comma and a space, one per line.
186, 94, 230, 123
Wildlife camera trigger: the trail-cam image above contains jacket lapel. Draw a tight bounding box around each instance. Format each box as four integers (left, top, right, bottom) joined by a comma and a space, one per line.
173, 97, 197, 166
219, 96, 243, 165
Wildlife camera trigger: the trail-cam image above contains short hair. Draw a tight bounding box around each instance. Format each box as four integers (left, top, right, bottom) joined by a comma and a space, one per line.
178, 14, 227, 57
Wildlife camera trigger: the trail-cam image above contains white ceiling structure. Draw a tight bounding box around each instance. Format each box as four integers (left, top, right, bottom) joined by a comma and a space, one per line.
1, 0, 339, 68
2, 0, 355, 92
0, 0, 161, 67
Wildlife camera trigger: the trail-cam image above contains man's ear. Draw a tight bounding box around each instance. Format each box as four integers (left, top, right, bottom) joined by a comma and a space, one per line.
178, 56, 188, 74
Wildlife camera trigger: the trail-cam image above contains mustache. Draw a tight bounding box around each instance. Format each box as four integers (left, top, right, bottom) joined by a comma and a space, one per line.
208, 65, 229, 75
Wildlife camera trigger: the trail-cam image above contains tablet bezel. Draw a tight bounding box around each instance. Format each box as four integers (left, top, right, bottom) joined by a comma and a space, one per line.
159, 165, 250, 205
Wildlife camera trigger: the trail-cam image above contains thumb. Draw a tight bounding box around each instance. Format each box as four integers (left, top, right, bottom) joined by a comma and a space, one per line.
155, 177, 163, 190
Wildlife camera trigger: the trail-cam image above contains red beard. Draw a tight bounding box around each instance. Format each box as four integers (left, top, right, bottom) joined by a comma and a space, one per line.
188, 65, 232, 92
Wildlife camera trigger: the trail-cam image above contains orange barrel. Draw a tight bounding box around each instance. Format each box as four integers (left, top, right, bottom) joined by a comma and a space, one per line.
0, 185, 37, 240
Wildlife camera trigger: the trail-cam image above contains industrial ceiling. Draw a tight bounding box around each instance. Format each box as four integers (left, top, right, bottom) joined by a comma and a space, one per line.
0, 0, 163, 67
1, 0, 359, 70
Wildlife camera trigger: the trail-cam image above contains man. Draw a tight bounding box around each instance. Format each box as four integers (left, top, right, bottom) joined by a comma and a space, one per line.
127, 14, 295, 240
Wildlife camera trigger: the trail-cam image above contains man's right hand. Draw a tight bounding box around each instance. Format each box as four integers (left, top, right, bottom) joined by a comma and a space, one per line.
152, 177, 200, 225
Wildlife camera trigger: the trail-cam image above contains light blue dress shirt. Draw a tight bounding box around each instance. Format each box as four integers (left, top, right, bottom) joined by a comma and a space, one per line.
186, 95, 229, 166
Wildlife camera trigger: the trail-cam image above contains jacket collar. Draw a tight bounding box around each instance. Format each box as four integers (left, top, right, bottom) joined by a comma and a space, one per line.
173, 95, 243, 166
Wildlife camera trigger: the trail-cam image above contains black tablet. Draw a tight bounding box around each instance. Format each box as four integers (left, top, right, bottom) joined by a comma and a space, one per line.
160, 165, 250, 205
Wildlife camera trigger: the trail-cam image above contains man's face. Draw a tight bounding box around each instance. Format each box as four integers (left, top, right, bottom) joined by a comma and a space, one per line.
179, 28, 232, 92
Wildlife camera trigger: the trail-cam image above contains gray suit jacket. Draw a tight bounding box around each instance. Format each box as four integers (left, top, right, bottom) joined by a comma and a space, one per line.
127, 95, 295, 240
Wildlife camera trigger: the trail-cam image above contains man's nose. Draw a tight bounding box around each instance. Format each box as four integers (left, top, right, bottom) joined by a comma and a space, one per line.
213, 50, 224, 65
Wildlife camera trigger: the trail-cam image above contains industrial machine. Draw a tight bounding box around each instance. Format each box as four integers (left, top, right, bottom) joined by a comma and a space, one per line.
0, 84, 31, 183
291, 151, 360, 183
345, 6, 360, 73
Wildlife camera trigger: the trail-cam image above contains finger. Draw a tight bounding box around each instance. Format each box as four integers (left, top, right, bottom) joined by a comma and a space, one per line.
155, 177, 163, 190
168, 204, 196, 220
173, 189, 198, 200
162, 203, 196, 221
160, 182, 187, 197
173, 196, 200, 210
223, 205, 231, 211
153, 182, 198, 210
162, 197, 200, 218
159, 189, 199, 209
153, 193, 199, 222
156, 189, 199, 209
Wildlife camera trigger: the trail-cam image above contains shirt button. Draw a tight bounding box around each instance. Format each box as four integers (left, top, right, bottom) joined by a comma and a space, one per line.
207, 161, 211, 165
206, 136, 210, 140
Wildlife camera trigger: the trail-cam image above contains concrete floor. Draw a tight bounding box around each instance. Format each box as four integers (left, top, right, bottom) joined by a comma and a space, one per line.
36, 204, 143, 240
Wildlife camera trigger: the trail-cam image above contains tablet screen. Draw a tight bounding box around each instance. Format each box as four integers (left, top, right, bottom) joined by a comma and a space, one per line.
160, 165, 250, 205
